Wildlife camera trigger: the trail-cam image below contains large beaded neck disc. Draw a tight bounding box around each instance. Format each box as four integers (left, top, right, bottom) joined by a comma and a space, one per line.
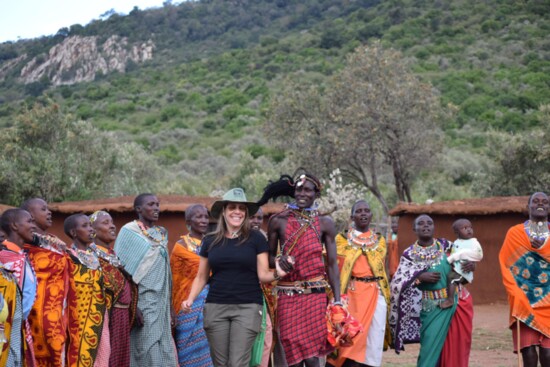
410, 240, 443, 268
525, 220, 550, 245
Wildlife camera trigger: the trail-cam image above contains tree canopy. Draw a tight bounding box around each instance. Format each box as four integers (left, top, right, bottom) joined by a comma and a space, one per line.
267, 42, 445, 213
0, 103, 160, 205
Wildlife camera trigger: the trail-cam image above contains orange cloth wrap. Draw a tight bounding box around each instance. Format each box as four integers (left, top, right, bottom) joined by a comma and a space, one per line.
499, 223, 550, 338
170, 238, 201, 312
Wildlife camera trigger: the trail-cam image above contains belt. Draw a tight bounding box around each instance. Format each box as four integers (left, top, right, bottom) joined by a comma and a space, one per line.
351, 275, 383, 283
421, 288, 449, 312
275, 276, 328, 296
275, 286, 326, 296
422, 288, 448, 300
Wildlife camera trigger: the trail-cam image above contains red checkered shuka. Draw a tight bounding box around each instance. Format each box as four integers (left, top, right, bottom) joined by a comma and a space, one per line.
277, 212, 333, 365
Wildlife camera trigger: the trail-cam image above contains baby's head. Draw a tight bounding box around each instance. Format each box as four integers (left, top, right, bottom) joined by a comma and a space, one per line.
452, 218, 474, 240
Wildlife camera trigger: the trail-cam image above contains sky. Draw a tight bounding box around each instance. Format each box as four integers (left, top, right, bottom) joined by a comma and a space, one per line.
0, 0, 168, 43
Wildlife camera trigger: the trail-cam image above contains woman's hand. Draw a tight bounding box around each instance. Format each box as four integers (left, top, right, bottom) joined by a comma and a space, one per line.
531, 238, 545, 249
170, 305, 176, 329
417, 271, 441, 284
461, 261, 476, 273
135, 307, 144, 327
181, 299, 194, 313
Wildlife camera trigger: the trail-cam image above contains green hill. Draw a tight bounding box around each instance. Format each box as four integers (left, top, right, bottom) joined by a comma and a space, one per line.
0, 0, 549, 202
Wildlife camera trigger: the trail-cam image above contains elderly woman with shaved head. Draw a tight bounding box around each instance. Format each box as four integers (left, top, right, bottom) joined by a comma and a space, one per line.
389, 214, 475, 367
170, 204, 213, 367
89, 210, 139, 367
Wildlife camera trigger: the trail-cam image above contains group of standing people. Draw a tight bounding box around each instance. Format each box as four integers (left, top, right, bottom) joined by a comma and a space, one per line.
0, 195, 165, 367
0, 175, 548, 367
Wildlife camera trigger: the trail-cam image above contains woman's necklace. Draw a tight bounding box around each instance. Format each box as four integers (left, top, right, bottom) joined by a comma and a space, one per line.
347, 228, 378, 253
89, 243, 124, 268
182, 234, 202, 253
71, 244, 101, 270
410, 240, 443, 268
136, 220, 166, 245
525, 220, 550, 244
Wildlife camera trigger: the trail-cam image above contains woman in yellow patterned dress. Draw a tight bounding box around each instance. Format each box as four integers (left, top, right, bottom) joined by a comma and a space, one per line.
64, 213, 107, 367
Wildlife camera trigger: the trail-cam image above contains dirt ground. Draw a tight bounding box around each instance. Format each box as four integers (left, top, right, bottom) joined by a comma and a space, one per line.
383, 303, 518, 367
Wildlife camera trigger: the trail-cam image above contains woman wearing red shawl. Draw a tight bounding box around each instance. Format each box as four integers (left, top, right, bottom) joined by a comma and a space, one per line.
89, 211, 139, 367
499, 192, 550, 367
170, 204, 213, 367
22, 198, 74, 367
389, 214, 474, 367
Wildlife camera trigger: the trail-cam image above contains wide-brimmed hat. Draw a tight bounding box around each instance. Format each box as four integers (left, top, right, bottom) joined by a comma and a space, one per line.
210, 188, 259, 219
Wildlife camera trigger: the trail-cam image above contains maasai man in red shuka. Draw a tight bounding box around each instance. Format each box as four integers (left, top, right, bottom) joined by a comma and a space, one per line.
258, 172, 341, 367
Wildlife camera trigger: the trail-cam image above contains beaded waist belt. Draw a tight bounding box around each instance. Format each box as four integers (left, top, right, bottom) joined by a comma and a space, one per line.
351, 275, 383, 283
422, 288, 448, 300
276, 276, 328, 296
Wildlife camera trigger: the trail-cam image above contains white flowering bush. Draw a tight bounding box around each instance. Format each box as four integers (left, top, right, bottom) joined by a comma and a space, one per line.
318, 169, 383, 232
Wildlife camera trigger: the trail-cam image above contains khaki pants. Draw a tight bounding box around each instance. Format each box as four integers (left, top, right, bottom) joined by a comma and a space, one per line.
203, 303, 262, 367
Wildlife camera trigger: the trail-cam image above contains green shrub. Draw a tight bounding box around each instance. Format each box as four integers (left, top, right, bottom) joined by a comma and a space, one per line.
160, 105, 182, 121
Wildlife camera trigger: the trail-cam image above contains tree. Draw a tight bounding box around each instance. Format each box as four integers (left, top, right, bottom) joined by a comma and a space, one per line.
266, 42, 445, 213
483, 104, 550, 196
0, 102, 160, 205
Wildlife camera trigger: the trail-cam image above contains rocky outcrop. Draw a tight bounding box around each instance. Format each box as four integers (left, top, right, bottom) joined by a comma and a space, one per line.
19, 35, 154, 86
0, 54, 27, 80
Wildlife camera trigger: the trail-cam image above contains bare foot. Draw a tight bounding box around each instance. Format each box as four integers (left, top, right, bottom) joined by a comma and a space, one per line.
440, 299, 454, 309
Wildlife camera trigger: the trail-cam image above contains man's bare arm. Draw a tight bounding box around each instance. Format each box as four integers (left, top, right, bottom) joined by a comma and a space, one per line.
321, 215, 341, 302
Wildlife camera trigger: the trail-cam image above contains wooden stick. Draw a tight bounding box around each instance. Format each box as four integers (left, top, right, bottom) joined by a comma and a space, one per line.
517, 319, 522, 367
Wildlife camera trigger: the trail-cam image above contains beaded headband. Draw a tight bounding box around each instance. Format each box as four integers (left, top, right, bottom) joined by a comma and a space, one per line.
89, 210, 109, 224
295, 174, 322, 191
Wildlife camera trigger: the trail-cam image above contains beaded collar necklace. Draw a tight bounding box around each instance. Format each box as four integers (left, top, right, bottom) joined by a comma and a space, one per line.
71, 244, 100, 270
135, 220, 166, 245
33, 233, 67, 252
410, 240, 443, 268
89, 243, 124, 268
183, 234, 203, 254
347, 228, 378, 253
287, 202, 319, 212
